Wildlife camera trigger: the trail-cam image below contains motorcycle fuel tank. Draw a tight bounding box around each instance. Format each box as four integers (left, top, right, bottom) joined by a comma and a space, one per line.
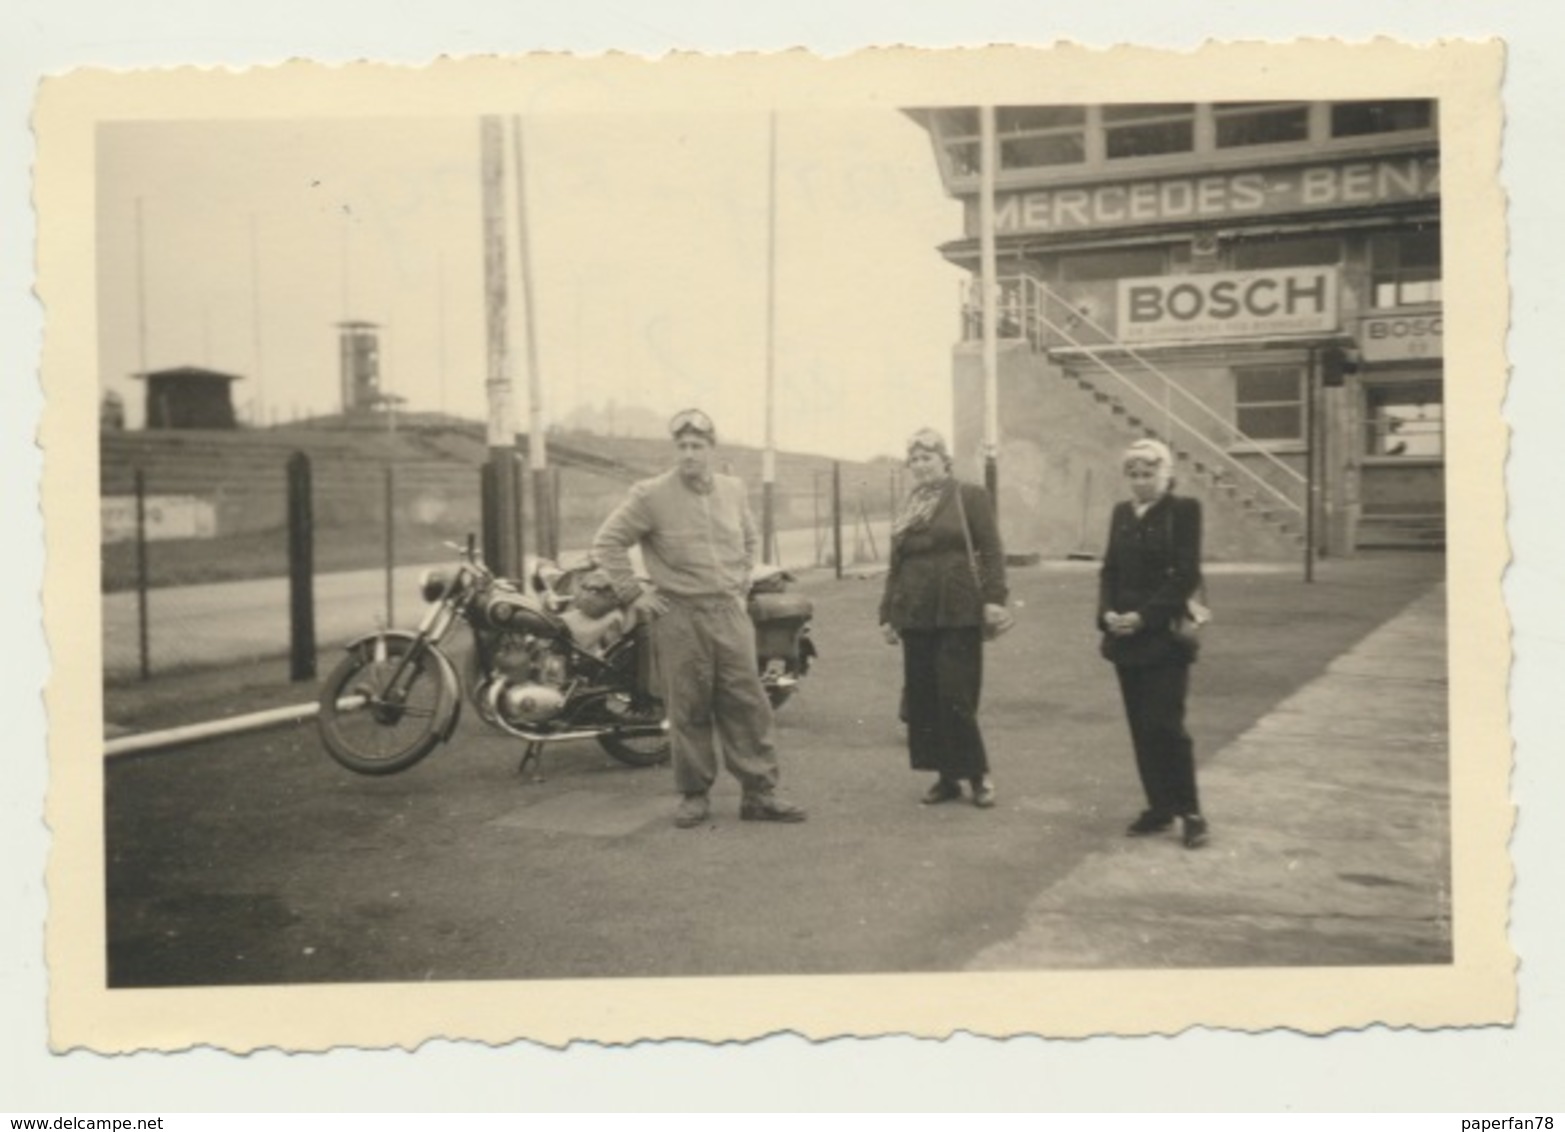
481, 592, 567, 637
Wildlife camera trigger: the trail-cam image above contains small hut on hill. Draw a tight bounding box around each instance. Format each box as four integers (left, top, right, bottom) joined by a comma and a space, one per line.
135, 366, 243, 429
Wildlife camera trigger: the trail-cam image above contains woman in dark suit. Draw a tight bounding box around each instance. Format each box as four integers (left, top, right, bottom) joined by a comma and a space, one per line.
879, 429, 1010, 808
1098, 438, 1209, 849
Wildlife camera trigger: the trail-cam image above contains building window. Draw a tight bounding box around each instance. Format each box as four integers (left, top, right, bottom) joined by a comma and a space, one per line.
931, 107, 981, 176
1103, 103, 1196, 160
924, 101, 1438, 185
998, 105, 1087, 170
932, 105, 1089, 175
1059, 247, 1169, 282
1330, 100, 1435, 138
1214, 102, 1310, 148
1234, 366, 1304, 442
1370, 229, 1442, 309
1364, 379, 1443, 458
1230, 236, 1343, 271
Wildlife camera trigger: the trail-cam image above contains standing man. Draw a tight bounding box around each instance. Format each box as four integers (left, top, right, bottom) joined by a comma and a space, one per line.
592, 408, 808, 829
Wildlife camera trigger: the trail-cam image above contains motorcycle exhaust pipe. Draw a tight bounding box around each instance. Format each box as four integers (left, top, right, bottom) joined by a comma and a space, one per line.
493, 721, 671, 744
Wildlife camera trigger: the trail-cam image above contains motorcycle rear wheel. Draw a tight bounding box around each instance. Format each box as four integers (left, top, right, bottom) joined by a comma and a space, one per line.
318, 637, 454, 775
597, 729, 671, 769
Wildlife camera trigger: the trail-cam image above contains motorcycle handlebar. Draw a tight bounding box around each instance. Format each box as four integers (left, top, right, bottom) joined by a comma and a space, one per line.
440, 536, 497, 582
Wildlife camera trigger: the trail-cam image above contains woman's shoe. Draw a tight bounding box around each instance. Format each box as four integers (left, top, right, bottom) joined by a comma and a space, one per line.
1125, 810, 1174, 836
971, 777, 996, 808
921, 778, 963, 805
1181, 814, 1210, 849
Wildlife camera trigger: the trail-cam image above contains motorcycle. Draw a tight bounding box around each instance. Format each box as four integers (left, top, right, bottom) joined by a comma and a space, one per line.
316, 537, 816, 778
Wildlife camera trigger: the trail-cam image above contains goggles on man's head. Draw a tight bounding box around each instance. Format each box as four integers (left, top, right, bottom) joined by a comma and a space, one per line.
669, 408, 716, 440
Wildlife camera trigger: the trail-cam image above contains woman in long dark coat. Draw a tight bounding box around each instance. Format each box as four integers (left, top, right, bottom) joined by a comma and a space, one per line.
1098, 437, 1209, 849
879, 429, 1010, 808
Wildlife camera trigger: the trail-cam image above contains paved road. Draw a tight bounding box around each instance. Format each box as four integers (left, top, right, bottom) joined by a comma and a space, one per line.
104, 551, 1449, 986
102, 519, 892, 678
969, 583, 1450, 970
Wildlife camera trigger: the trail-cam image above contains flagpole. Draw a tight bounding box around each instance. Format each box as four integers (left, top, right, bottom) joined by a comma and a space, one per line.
762, 111, 779, 564
135, 198, 150, 403
979, 105, 1000, 509
249, 213, 265, 426
511, 115, 555, 560
436, 252, 447, 417
480, 115, 522, 575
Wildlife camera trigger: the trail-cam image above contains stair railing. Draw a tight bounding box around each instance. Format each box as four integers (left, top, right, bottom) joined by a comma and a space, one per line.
1023, 277, 1308, 496
1026, 296, 1303, 521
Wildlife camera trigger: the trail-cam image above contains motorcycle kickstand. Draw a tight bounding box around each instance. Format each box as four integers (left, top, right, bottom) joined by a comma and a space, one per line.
516, 741, 547, 783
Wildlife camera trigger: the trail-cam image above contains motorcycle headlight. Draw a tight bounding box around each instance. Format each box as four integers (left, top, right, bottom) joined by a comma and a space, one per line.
420, 569, 451, 603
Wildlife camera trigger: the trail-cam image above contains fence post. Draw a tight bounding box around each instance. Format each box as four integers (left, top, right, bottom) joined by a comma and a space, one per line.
287, 451, 316, 682
551, 467, 562, 561
480, 463, 498, 568
513, 455, 527, 575
857, 487, 878, 562
812, 469, 823, 566
533, 466, 556, 562
134, 467, 150, 681
384, 463, 396, 627
831, 460, 843, 580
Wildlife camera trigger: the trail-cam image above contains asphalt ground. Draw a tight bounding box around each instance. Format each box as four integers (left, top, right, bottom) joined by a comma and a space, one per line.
103, 550, 1446, 987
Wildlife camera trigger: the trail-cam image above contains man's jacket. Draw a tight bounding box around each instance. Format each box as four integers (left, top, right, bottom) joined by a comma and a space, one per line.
592, 468, 757, 603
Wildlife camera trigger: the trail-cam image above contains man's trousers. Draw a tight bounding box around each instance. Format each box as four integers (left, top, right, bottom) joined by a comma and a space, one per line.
653, 594, 781, 798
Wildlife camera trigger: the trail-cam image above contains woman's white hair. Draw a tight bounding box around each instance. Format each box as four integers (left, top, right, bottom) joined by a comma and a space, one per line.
906, 427, 953, 470
1122, 437, 1174, 472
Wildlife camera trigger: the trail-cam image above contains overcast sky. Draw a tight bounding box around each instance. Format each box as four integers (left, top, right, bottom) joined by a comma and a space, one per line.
96, 111, 964, 460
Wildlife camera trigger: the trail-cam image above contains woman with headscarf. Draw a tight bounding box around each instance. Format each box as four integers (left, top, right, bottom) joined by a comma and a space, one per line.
879, 429, 1010, 808
1098, 438, 1209, 849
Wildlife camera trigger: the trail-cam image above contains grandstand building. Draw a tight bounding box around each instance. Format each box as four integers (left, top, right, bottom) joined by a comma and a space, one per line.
910, 101, 1443, 560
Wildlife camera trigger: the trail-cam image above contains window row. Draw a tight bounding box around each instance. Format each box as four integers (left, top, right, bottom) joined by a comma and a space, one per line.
1235, 367, 1443, 457
932, 101, 1435, 177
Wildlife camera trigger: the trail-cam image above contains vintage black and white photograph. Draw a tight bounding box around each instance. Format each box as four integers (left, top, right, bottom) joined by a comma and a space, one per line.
38, 43, 1511, 1050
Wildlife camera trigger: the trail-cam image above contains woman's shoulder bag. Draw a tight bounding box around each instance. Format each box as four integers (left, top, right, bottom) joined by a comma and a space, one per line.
954, 482, 1015, 641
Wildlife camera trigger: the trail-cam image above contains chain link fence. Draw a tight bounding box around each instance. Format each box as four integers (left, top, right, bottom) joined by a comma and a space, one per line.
100, 423, 902, 684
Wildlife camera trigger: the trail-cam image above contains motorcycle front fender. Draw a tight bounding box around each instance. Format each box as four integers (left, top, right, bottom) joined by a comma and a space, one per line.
340, 629, 463, 743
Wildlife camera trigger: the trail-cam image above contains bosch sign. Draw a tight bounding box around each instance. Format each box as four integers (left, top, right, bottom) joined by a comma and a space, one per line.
1360, 313, 1443, 361
1117, 268, 1340, 344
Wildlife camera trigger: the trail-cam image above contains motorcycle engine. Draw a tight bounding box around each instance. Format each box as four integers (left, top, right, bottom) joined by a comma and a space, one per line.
498, 680, 567, 726
483, 633, 571, 727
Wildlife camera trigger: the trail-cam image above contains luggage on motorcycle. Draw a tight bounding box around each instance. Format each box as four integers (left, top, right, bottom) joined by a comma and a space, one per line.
749, 591, 812, 622
571, 571, 621, 619
748, 592, 813, 660
747, 565, 795, 595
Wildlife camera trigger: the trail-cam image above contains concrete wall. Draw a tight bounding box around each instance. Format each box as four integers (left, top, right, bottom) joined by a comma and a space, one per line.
1360, 461, 1445, 513
951, 343, 1307, 563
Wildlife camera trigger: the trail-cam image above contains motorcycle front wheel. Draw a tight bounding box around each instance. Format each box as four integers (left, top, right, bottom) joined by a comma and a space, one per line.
318, 637, 455, 775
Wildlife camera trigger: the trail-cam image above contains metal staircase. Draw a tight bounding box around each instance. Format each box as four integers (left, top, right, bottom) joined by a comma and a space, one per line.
988, 275, 1308, 547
